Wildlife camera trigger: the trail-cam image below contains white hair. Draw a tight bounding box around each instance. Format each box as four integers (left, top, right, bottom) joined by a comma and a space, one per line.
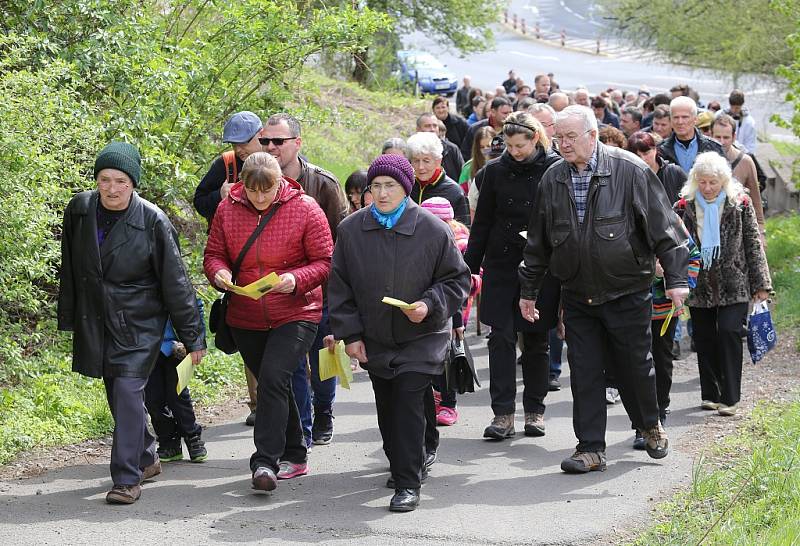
557, 105, 598, 136
527, 103, 556, 117
670, 96, 698, 117
406, 131, 443, 160
680, 152, 745, 204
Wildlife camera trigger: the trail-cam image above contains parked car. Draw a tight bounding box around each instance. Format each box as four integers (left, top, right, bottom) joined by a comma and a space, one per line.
395, 50, 457, 97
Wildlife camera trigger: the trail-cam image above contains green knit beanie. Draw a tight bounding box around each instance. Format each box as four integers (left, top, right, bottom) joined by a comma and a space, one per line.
94, 141, 142, 187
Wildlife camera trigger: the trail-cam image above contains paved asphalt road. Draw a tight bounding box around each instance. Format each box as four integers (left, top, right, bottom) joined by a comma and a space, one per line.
1, 327, 712, 545
403, 0, 792, 139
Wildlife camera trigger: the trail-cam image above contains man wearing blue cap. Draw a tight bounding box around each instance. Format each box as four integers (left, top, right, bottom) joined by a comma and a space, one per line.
193, 111, 264, 224
193, 110, 264, 425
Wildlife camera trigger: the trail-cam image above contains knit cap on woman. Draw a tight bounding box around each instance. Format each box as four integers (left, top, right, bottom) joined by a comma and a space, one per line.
421, 197, 454, 222
367, 154, 415, 196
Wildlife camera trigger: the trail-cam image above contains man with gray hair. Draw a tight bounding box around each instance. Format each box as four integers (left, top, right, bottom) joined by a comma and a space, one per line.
518, 105, 689, 474
658, 97, 723, 172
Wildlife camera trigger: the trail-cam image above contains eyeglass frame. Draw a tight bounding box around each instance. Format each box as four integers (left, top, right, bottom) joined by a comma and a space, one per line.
552, 129, 592, 147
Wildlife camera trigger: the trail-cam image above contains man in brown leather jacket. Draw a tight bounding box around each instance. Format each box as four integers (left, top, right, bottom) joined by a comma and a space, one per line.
262, 112, 348, 447
518, 105, 689, 475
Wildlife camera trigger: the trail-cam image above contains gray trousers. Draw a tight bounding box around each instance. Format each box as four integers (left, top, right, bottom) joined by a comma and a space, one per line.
104, 376, 157, 486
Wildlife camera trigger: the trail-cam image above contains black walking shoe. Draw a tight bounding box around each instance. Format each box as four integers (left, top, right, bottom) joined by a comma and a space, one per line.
561, 450, 607, 473
245, 410, 256, 426
157, 442, 183, 462
252, 467, 277, 492
185, 431, 207, 463
424, 450, 437, 468
312, 409, 334, 445
548, 377, 561, 391
389, 488, 420, 512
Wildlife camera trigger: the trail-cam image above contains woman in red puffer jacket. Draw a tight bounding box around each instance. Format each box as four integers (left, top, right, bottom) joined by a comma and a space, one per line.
204, 152, 332, 493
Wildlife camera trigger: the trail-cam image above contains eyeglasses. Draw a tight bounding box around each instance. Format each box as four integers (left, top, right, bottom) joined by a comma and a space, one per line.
369, 182, 402, 194
552, 129, 591, 147
258, 137, 298, 146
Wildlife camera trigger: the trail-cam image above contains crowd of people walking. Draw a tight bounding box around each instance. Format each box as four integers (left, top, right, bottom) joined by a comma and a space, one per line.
58, 66, 772, 512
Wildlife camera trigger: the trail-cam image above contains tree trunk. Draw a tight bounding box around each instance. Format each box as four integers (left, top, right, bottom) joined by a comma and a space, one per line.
352, 47, 369, 84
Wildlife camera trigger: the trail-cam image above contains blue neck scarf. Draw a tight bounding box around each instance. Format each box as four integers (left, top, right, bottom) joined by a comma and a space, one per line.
695, 190, 726, 269
370, 198, 408, 229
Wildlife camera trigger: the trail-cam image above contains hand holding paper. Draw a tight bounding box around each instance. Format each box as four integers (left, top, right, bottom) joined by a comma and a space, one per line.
222, 271, 281, 300
381, 296, 419, 310
175, 355, 193, 394
318, 340, 354, 389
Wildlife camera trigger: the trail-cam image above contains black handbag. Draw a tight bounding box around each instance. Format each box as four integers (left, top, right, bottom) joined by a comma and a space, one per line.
209, 204, 281, 354
444, 337, 481, 394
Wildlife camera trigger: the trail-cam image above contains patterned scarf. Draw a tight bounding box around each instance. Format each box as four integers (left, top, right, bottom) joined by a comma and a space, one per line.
370, 198, 408, 230
695, 190, 726, 269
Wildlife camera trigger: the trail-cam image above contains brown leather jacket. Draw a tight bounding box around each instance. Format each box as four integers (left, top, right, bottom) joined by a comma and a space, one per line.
297, 157, 348, 241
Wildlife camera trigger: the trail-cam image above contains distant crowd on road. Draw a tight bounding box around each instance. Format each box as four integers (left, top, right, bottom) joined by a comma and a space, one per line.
57, 64, 772, 513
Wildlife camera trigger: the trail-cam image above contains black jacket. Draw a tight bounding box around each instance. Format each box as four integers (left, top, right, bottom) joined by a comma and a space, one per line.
58, 191, 205, 379
410, 172, 470, 226
443, 114, 469, 149
658, 128, 724, 168
441, 138, 465, 182
193, 154, 243, 223
460, 118, 489, 160
328, 201, 471, 379
656, 156, 687, 205
519, 142, 689, 305
464, 149, 562, 331
456, 86, 471, 116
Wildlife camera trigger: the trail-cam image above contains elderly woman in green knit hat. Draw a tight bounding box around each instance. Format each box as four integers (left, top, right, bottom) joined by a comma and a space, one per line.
58, 142, 207, 505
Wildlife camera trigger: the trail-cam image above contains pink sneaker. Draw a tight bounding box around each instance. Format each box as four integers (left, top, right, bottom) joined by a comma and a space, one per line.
436, 406, 459, 426
277, 461, 308, 480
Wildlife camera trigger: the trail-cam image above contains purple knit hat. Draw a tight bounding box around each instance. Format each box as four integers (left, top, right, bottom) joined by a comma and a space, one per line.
367, 154, 415, 196
421, 197, 454, 221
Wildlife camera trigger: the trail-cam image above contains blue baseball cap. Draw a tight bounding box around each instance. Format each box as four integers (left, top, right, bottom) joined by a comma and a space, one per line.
222, 111, 262, 144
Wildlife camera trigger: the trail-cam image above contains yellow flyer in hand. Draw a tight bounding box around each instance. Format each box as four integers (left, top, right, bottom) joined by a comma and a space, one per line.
318, 341, 353, 389
175, 355, 193, 394
660, 305, 676, 337
223, 272, 281, 300
381, 296, 419, 310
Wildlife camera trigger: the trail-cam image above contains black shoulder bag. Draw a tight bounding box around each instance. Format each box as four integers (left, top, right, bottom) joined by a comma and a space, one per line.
209, 204, 281, 354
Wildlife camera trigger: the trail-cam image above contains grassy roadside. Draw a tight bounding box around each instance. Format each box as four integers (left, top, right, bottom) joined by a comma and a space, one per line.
634, 213, 800, 544
0, 72, 426, 467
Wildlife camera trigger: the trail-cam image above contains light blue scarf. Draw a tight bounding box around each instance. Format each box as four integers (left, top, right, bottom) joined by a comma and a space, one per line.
695, 190, 726, 269
370, 198, 408, 229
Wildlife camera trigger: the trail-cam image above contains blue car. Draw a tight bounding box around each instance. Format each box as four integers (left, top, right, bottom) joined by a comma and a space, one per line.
395, 50, 457, 97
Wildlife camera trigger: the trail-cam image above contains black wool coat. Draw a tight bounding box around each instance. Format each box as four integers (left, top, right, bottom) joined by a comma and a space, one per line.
328, 201, 471, 379
464, 149, 562, 332
58, 191, 205, 379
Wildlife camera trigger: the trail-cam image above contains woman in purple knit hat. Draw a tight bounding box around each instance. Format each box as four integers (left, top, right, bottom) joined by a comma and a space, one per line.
327, 154, 471, 512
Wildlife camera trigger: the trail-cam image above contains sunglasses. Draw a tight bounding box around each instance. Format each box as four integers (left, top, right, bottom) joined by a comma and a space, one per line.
258, 137, 298, 146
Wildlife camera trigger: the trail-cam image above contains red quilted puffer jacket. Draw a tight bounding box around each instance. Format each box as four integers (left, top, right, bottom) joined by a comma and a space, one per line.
204, 178, 333, 330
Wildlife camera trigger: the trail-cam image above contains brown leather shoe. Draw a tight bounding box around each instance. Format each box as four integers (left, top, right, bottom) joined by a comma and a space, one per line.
106, 484, 141, 504
140, 458, 162, 482
524, 412, 546, 437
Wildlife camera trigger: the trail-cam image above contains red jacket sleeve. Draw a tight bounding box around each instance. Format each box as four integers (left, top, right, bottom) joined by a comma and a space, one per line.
203, 202, 232, 287
291, 198, 333, 295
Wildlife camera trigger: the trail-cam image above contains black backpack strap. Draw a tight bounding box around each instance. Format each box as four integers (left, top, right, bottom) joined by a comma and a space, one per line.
230, 203, 281, 282
730, 151, 744, 172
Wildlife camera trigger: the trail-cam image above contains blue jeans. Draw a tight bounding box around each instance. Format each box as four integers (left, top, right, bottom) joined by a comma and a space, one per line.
291, 307, 336, 442
548, 328, 563, 379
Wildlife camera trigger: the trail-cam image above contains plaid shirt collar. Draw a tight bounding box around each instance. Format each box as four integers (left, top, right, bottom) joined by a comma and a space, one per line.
569, 144, 598, 177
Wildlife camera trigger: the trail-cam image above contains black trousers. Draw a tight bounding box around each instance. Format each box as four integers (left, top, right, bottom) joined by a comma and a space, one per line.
104, 376, 157, 486
423, 386, 440, 453
370, 370, 433, 490
563, 290, 660, 452
487, 323, 549, 416
690, 303, 748, 406
232, 321, 318, 473
144, 353, 201, 445
651, 317, 677, 419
